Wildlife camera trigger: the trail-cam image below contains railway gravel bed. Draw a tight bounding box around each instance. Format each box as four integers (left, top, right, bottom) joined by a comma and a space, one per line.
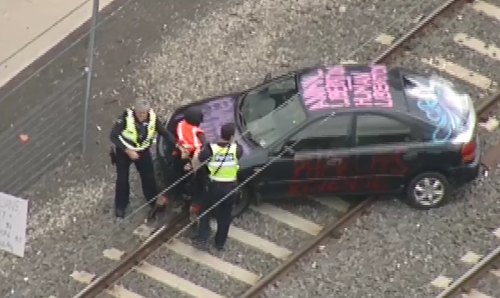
110, 271, 192, 298
261, 2, 500, 296
470, 272, 500, 298
263, 168, 500, 298
176, 234, 283, 274
0, 0, 445, 298
231, 208, 311, 249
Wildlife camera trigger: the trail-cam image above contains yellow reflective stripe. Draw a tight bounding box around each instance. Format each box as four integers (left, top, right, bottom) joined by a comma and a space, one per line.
207, 162, 238, 167
121, 109, 138, 144
147, 111, 157, 139
207, 143, 239, 181
119, 109, 157, 150
210, 144, 237, 155
118, 136, 140, 151
210, 176, 238, 182
136, 110, 157, 149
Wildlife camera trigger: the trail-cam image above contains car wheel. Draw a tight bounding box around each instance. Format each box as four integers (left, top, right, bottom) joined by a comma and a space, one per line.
404, 172, 450, 210
232, 187, 252, 218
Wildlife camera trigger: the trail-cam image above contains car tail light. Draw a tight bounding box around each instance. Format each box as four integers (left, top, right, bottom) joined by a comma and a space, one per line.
461, 137, 477, 164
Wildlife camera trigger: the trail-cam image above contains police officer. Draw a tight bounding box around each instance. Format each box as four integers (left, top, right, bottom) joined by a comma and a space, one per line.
109, 98, 174, 219
193, 123, 242, 251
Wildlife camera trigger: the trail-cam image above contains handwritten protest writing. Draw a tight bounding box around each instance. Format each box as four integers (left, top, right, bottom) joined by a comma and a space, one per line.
199, 97, 249, 154
0, 192, 28, 257
289, 153, 407, 195
300, 65, 393, 111
200, 97, 234, 142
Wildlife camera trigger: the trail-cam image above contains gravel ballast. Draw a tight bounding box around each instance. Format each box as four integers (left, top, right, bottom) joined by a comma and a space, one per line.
0, 0, 457, 297
263, 2, 500, 297
263, 169, 500, 298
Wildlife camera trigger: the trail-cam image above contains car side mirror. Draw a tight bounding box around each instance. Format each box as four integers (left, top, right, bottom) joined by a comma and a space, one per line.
263, 73, 272, 82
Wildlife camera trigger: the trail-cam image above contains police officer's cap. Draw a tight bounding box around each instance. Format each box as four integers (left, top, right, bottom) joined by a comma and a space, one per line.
134, 98, 151, 112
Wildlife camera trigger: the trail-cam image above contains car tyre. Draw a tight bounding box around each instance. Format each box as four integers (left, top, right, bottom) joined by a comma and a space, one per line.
404, 172, 450, 210
232, 187, 252, 218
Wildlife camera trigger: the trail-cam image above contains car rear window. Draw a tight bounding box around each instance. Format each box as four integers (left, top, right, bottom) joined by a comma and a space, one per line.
402, 75, 473, 143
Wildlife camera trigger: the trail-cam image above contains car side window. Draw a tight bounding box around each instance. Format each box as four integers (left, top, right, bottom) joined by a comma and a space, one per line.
288, 115, 352, 151
355, 114, 414, 146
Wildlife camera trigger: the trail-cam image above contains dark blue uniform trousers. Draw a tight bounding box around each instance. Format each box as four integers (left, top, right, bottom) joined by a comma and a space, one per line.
114, 148, 157, 211
197, 181, 235, 247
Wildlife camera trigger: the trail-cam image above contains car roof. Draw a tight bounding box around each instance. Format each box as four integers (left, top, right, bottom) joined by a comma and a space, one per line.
297, 64, 410, 115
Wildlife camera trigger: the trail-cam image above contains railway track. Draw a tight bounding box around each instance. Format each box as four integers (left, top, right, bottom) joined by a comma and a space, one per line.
41, 0, 500, 297
69, 195, 369, 298
432, 231, 500, 298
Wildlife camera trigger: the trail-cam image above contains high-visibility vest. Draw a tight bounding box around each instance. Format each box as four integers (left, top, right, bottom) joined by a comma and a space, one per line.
118, 108, 157, 151
176, 120, 204, 155
207, 143, 239, 182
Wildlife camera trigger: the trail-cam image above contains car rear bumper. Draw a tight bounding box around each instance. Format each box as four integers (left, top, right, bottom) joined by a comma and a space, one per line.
448, 141, 482, 187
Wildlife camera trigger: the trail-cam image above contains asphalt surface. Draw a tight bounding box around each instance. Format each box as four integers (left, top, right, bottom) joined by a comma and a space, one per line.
2, 0, 500, 298
0, 0, 229, 296
0, 0, 214, 195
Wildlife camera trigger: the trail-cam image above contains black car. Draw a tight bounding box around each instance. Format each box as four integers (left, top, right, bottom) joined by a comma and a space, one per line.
157, 64, 481, 217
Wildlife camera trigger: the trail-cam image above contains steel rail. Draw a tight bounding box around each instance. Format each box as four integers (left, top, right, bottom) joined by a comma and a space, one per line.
370, 0, 499, 119
435, 245, 500, 298
72, 209, 190, 298
478, 95, 500, 170
237, 1, 476, 297
433, 90, 500, 298
476, 92, 500, 120
238, 198, 375, 298
70, 1, 498, 297
371, 0, 465, 64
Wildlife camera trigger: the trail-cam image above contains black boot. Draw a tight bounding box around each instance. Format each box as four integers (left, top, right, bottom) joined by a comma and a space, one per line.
146, 205, 167, 222
115, 208, 125, 218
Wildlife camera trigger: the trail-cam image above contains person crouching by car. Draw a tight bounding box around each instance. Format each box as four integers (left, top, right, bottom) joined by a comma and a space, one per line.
171, 106, 207, 202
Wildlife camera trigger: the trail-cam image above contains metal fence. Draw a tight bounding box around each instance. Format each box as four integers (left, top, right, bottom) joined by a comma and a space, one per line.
0, 0, 101, 195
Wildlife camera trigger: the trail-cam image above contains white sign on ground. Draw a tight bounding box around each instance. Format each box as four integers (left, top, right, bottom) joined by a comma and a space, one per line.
0, 192, 28, 257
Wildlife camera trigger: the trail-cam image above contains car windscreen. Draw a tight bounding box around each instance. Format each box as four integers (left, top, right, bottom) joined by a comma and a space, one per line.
240, 76, 307, 148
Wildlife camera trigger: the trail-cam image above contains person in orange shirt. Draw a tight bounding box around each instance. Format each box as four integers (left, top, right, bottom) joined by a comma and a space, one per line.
170, 107, 207, 203
176, 108, 205, 158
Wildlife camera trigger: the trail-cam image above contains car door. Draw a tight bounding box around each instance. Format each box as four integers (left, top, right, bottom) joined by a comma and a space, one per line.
349, 112, 426, 195
257, 113, 354, 199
